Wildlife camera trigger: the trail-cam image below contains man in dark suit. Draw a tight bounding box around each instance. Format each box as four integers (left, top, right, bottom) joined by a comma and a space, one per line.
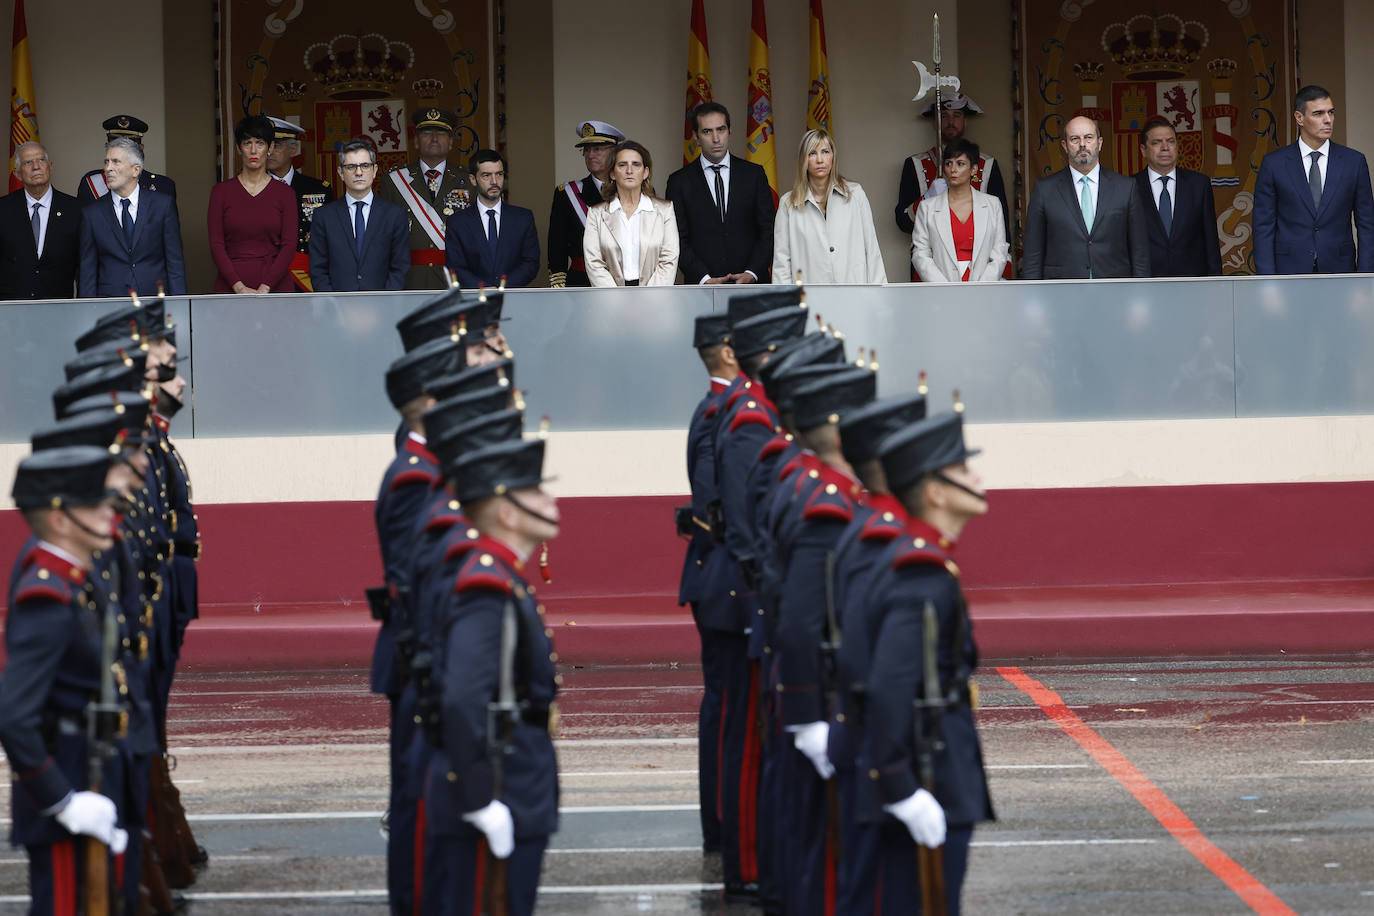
0, 141, 82, 299
666, 102, 776, 285
1022, 115, 1149, 279
309, 138, 409, 291
1253, 84, 1374, 274
1132, 118, 1222, 276
444, 149, 540, 288
74, 114, 176, 205
267, 117, 334, 290
78, 137, 186, 297
547, 120, 623, 287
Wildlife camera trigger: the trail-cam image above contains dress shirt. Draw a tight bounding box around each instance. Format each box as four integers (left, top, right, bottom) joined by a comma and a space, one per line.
273, 167, 296, 185
25, 186, 53, 256
1298, 137, 1331, 189
1072, 163, 1100, 222
1146, 167, 1178, 209
419, 159, 447, 177
700, 154, 730, 210
111, 184, 140, 226
478, 199, 502, 235
609, 193, 655, 282
347, 191, 375, 235
36, 540, 85, 569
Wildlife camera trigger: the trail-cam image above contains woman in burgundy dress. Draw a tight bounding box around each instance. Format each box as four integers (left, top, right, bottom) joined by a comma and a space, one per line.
208, 115, 299, 293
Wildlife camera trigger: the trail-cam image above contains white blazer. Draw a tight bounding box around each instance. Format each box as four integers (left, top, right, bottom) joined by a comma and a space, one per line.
911, 188, 1009, 282
583, 197, 680, 286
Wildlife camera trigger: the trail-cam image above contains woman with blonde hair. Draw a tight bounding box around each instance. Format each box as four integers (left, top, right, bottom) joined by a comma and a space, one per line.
772, 129, 885, 283
583, 140, 680, 286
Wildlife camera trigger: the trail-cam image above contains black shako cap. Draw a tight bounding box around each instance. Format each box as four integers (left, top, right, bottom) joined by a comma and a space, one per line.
730, 305, 809, 359
64, 342, 143, 382
771, 364, 855, 418
757, 332, 846, 396
53, 363, 146, 417
840, 393, 929, 467
423, 386, 514, 444
385, 337, 466, 408
447, 437, 547, 504
790, 367, 878, 432
429, 358, 515, 402
693, 314, 731, 350
61, 391, 155, 442
12, 445, 114, 510
433, 409, 525, 470
77, 299, 174, 352
396, 291, 501, 352
31, 410, 129, 454
878, 409, 982, 494
725, 287, 804, 334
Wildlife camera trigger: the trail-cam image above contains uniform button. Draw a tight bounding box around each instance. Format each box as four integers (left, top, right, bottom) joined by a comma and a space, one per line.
554, 674, 564, 686
447, 771, 457, 782
869, 769, 880, 780
544, 628, 553, 638
836, 713, 846, 723
413, 715, 422, 724
549, 652, 559, 662
764, 646, 772, 654
696, 560, 702, 566
757, 608, 764, 615
729, 590, 736, 597
775, 683, 783, 692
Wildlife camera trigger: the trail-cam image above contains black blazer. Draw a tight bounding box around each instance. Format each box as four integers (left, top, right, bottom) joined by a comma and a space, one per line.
1133, 167, 1221, 277
308, 196, 409, 291
1021, 167, 1150, 279
78, 190, 186, 297
665, 155, 775, 282
0, 188, 82, 299
444, 202, 541, 288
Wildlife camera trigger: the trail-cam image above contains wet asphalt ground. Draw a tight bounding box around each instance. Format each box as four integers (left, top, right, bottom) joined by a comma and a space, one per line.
2, 657, 1373, 914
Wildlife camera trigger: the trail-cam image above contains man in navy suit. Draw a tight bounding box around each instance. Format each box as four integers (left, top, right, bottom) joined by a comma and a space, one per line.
444, 149, 540, 288
0, 142, 82, 298
78, 137, 185, 297
1132, 118, 1221, 277
309, 138, 409, 291
1254, 84, 1374, 274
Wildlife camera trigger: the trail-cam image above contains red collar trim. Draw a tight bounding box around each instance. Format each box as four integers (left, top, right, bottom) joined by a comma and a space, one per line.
817, 462, 863, 500
865, 492, 907, 519
905, 517, 957, 553
473, 534, 524, 573
404, 436, 438, 464
25, 546, 88, 585
709, 379, 728, 394
153, 414, 170, 432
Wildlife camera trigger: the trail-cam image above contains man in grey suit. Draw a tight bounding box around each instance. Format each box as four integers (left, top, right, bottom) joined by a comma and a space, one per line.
309, 138, 409, 291
1022, 115, 1149, 279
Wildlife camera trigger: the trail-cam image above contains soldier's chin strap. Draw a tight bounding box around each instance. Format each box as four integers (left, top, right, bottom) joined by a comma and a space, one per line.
502, 492, 558, 528
62, 506, 115, 542
932, 470, 987, 504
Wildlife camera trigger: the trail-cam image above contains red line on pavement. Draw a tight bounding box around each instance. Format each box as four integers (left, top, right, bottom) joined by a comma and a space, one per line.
996, 666, 1297, 916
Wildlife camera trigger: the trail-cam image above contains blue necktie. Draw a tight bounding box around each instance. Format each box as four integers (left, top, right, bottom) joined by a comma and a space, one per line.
121, 198, 134, 251
1158, 175, 1172, 237
1079, 176, 1094, 231
354, 200, 366, 258
486, 208, 499, 260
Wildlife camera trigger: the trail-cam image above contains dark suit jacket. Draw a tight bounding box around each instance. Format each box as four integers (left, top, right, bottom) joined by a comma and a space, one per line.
665, 155, 775, 282
78, 190, 186, 297
1252, 141, 1374, 274
1021, 166, 1150, 279
1132, 167, 1222, 277
0, 188, 82, 299
444, 202, 540, 288
308, 196, 409, 291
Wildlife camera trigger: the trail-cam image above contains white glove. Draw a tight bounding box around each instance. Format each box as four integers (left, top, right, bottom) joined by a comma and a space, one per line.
792, 721, 835, 779
462, 799, 514, 859
55, 791, 129, 855
884, 788, 946, 848
924, 178, 948, 199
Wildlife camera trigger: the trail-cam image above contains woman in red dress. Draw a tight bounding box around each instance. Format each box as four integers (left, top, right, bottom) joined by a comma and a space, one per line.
910, 138, 1009, 282
208, 115, 298, 293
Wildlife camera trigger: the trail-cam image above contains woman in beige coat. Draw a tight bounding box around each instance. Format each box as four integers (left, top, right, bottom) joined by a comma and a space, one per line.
911, 138, 1009, 282
772, 128, 886, 284
583, 140, 680, 286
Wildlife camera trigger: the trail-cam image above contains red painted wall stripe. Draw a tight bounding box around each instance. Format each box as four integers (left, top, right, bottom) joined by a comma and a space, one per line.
996, 666, 1297, 916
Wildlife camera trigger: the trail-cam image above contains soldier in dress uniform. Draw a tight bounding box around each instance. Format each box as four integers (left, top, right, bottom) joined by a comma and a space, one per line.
422, 434, 561, 916
265, 117, 334, 291
1, 445, 133, 913
547, 120, 624, 287
74, 114, 177, 205
854, 399, 996, 915
376, 108, 473, 290
895, 94, 1009, 281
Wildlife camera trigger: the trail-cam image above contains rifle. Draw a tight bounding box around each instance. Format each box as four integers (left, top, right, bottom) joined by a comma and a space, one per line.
820, 551, 842, 863
484, 599, 520, 916
84, 587, 126, 916
914, 600, 948, 916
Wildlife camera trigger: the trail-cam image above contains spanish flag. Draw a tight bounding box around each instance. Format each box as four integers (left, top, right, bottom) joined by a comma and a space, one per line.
683, 0, 713, 165
806, 0, 832, 133
746, 0, 778, 205
9, 0, 40, 192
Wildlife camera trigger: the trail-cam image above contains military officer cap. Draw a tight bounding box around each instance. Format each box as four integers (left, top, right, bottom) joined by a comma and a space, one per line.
790, 366, 878, 431
396, 291, 501, 352
840, 393, 928, 467
266, 116, 305, 141
730, 305, 810, 359
433, 408, 525, 470
429, 358, 515, 403
102, 114, 149, 139
878, 398, 982, 493
32, 410, 132, 454
12, 445, 115, 510
448, 436, 548, 504
757, 331, 846, 394
413, 107, 457, 133
64, 343, 143, 382
386, 337, 467, 409
423, 385, 516, 444
62, 391, 154, 443
921, 92, 984, 118
53, 362, 147, 418
693, 314, 731, 350
574, 120, 625, 148
726, 287, 804, 333
77, 299, 175, 352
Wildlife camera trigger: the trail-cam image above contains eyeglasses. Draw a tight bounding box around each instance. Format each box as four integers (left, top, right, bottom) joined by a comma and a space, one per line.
340, 162, 376, 173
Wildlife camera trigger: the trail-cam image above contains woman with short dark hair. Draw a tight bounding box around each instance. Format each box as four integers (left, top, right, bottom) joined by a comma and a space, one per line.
911, 138, 1009, 282
583, 140, 679, 286
207, 114, 299, 293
